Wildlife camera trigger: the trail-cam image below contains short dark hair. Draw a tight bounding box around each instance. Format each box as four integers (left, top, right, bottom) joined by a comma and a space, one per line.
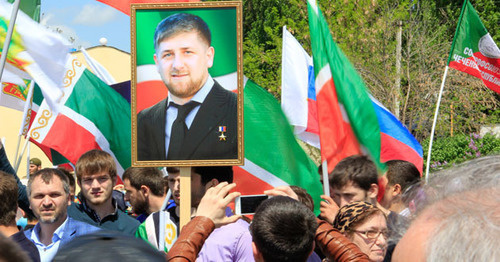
290, 186, 314, 212
0, 171, 18, 226
75, 150, 117, 182
193, 166, 233, 185
250, 196, 317, 262
385, 160, 421, 192
53, 231, 165, 262
154, 13, 211, 51
58, 167, 75, 190
122, 167, 164, 196
330, 155, 378, 191
27, 168, 70, 196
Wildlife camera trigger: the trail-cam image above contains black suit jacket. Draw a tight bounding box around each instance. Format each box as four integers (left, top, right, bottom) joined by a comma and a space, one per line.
137, 81, 237, 161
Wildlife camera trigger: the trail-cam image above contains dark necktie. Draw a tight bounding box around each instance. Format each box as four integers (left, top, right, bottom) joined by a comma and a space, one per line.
167, 101, 199, 160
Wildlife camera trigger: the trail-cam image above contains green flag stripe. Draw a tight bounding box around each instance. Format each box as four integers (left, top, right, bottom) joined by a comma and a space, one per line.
308, 1, 383, 171
447, 0, 488, 64
244, 80, 323, 214
64, 70, 131, 168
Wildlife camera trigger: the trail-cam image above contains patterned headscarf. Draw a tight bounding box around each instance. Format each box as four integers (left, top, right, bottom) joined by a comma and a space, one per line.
333, 201, 376, 233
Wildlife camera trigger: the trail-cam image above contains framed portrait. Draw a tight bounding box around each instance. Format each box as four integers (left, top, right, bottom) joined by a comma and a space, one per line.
131, 1, 243, 167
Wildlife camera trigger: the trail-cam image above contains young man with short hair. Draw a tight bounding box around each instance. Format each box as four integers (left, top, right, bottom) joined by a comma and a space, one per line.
67, 150, 140, 235
380, 160, 421, 217
137, 166, 253, 261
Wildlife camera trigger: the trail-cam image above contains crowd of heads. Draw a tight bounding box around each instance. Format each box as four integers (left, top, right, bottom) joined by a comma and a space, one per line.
1, 146, 499, 262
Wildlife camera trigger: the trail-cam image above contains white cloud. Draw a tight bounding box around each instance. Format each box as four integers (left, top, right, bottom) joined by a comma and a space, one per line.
73, 4, 118, 26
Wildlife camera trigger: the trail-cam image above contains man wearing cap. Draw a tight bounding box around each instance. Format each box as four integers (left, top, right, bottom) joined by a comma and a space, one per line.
29, 158, 42, 175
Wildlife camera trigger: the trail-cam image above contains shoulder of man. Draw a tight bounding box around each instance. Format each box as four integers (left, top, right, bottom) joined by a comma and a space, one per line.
138, 99, 167, 121
111, 209, 141, 235
67, 202, 98, 225
65, 217, 101, 236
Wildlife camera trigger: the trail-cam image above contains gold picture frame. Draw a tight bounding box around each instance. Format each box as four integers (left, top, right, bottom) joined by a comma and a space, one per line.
131, 1, 243, 167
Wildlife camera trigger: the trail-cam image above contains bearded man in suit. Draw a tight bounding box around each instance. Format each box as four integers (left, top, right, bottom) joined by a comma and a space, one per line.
138, 13, 237, 161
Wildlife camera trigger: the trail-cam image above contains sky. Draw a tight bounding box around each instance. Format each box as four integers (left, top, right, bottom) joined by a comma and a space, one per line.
40, 0, 131, 53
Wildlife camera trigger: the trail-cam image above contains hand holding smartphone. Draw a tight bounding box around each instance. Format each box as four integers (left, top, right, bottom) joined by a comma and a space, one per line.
234, 194, 270, 215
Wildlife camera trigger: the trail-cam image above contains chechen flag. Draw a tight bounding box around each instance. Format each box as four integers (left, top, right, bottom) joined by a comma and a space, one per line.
447, 0, 500, 94
305, 0, 423, 173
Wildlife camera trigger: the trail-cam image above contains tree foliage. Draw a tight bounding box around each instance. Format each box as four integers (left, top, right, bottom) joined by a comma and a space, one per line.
235, 0, 500, 142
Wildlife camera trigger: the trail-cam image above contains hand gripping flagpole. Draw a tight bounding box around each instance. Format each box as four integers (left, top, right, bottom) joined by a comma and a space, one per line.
0, 0, 21, 82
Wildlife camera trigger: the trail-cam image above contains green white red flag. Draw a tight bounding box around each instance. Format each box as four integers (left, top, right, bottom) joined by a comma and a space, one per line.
233, 80, 323, 215
27, 56, 131, 175
307, 0, 384, 172
448, 0, 500, 94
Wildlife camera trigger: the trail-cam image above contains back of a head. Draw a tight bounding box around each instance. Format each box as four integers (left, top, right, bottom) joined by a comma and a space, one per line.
0, 171, 18, 226
122, 167, 164, 196
250, 196, 317, 262
330, 155, 378, 191
385, 160, 421, 192
393, 155, 500, 261
75, 150, 117, 182
193, 166, 233, 185
154, 13, 211, 50
53, 231, 165, 261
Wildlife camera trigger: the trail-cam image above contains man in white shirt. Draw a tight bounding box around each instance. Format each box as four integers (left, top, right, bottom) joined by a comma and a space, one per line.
24, 168, 99, 262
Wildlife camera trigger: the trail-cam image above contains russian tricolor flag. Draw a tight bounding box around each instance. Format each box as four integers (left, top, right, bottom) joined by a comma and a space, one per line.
281, 26, 423, 174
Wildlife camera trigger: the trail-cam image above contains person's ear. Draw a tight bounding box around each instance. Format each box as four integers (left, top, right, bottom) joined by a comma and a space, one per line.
252, 242, 264, 262
393, 184, 402, 196
205, 178, 219, 189
140, 185, 149, 197
153, 53, 159, 67
368, 183, 379, 200
206, 46, 215, 68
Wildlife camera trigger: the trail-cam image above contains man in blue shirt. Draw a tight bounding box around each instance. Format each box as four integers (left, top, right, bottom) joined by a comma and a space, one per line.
24, 168, 100, 262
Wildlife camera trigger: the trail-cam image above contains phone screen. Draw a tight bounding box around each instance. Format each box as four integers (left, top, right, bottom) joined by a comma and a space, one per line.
238, 195, 269, 214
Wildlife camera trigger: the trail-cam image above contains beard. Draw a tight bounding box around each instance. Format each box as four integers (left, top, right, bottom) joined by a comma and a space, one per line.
132, 199, 148, 215
38, 208, 66, 224
163, 69, 206, 100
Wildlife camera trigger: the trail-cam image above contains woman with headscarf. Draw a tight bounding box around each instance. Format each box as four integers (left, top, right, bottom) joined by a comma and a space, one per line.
333, 201, 388, 262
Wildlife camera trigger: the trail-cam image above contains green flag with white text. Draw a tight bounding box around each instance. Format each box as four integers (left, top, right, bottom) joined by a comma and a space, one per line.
447, 0, 500, 94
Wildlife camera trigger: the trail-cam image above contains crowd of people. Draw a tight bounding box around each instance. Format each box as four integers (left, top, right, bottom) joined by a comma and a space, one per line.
1, 139, 499, 262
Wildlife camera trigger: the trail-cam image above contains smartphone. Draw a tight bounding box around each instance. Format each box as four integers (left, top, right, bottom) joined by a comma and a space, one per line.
235, 194, 270, 215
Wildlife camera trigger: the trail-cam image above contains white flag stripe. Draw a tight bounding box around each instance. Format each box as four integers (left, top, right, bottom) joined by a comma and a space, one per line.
281, 26, 311, 133
240, 159, 289, 188
81, 48, 116, 85
137, 64, 162, 83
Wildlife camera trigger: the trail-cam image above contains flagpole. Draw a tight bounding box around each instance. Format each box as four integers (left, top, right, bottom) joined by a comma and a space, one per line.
26, 140, 30, 180
14, 81, 35, 168
15, 135, 30, 173
425, 66, 449, 182
321, 160, 330, 196
0, 0, 21, 81
158, 188, 172, 251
